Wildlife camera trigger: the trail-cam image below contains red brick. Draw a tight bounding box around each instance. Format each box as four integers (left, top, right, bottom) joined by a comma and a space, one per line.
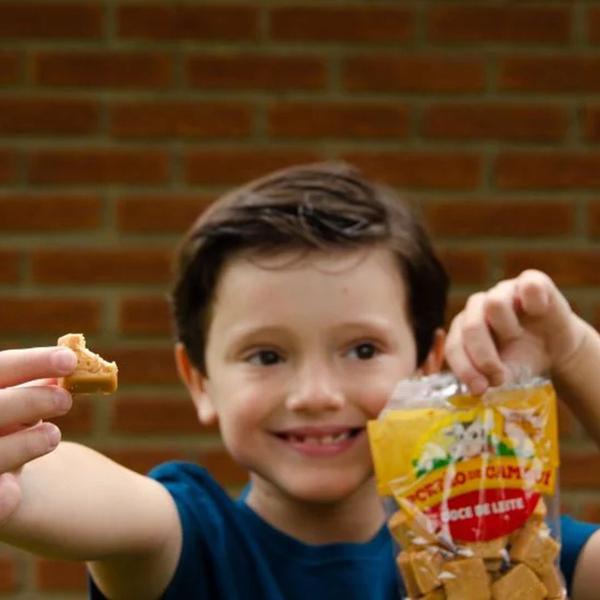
499, 56, 600, 92
446, 293, 469, 327
341, 151, 482, 190
119, 296, 171, 335
0, 2, 102, 39
580, 502, 600, 522
422, 103, 567, 141
561, 451, 600, 488
104, 346, 178, 385
31, 248, 172, 285
35, 558, 87, 591
503, 250, 600, 286
199, 448, 249, 487
52, 397, 93, 435
102, 447, 187, 474
270, 6, 413, 43
581, 105, 600, 141
110, 101, 252, 139
424, 200, 573, 237
118, 4, 258, 40
0, 149, 17, 183
590, 202, 600, 237
0, 298, 100, 334
34, 51, 171, 89
112, 395, 200, 434
0, 195, 101, 231
428, 6, 569, 44
587, 8, 600, 44
117, 195, 213, 233
0, 97, 98, 135
438, 249, 488, 285
0, 250, 20, 284
496, 152, 600, 190
0, 554, 16, 592
186, 54, 326, 91
557, 400, 577, 440
185, 149, 321, 185
29, 149, 169, 185
268, 102, 408, 139
0, 51, 19, 85
343, 55, 485, 92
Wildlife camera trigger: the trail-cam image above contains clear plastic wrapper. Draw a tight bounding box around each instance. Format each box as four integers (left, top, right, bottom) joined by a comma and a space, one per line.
368, 372, 566, 600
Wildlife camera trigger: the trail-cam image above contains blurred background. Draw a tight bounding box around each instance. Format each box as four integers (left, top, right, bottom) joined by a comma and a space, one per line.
0, 1, 599, 597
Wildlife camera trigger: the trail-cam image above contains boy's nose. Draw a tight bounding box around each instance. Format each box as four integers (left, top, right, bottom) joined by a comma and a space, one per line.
286, 363, 345, 413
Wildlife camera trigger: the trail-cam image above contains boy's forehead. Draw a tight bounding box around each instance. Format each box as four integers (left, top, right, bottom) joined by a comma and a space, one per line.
212, 245, 409, 311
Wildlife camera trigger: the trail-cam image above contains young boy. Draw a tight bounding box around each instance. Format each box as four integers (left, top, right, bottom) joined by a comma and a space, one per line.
0, 162, 599, 599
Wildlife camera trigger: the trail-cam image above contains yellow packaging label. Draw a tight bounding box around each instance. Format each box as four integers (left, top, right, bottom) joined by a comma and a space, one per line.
368, 383, 559, 501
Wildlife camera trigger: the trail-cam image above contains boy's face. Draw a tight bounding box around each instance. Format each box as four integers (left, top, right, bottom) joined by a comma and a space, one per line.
181, 246, 438, 508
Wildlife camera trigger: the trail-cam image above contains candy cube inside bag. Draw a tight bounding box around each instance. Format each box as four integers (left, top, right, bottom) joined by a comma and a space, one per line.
368, 373, 566, 600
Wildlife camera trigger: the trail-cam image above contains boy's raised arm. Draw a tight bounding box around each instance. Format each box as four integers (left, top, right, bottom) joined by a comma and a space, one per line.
0, 346, 182, 599
550, 319, 600, 447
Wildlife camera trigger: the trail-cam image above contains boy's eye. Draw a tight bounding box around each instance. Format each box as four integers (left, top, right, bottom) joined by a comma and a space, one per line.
248, 350, 282, 366
349, 343, 378, 360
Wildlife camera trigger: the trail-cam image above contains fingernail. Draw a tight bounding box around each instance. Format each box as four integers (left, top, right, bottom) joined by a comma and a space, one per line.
470, 376, 488, 395
45, 424, 61, 449
51, 349, 77, 373
53, 389, 71, 411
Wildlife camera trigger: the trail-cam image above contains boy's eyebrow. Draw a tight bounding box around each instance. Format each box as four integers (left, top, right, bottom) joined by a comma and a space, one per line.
225, 324, 291, 344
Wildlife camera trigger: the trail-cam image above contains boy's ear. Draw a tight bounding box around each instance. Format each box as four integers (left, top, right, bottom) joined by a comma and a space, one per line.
174, 343, 218, 426
418, 328, 446, 375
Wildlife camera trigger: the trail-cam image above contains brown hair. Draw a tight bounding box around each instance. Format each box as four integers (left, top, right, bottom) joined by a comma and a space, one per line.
171, 162, 449, 374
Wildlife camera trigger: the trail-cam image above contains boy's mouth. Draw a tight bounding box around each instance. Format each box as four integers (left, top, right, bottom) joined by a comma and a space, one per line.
273, 426, 363, 447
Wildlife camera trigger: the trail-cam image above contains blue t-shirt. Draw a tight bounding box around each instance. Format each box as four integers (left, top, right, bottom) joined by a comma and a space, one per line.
90, 461, 599, 599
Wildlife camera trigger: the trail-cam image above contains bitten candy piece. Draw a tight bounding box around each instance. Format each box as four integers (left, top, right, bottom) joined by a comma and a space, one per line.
441, 558, 491, 600
491, 563, 547, 600
57, 333, 118, 394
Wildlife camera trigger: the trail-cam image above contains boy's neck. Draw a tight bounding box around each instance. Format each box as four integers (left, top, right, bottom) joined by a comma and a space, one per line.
245, 475, 386, 545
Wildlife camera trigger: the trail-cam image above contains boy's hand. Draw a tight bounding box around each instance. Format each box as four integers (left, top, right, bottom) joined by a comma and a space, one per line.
445, 270, 588, 395
0, 347, 75, 524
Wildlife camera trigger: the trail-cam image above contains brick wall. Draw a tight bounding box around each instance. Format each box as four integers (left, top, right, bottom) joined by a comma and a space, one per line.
0, 1, 599, 597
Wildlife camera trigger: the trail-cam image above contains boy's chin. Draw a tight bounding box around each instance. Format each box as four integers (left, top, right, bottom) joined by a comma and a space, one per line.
279, 473, 375, 506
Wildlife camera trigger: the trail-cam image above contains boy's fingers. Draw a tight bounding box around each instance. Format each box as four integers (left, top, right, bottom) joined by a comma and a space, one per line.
460, 294, 507, 387
515, 270, 573, 331
16, 378, 59, 389
483, 281, 524, 344
0, 386, 71, 429
0, 347, 76, 389
515, 270, 553, 317
0, 422, 61, 473
0, 472, 21, 526
446, 314, 490, 395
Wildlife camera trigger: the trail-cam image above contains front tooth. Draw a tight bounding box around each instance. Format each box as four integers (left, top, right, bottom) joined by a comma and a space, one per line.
321, 435, 335, 444
305, 436, 320, 445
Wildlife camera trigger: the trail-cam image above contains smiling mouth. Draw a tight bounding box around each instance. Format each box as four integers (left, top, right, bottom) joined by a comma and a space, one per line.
275, 428, 363, 446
